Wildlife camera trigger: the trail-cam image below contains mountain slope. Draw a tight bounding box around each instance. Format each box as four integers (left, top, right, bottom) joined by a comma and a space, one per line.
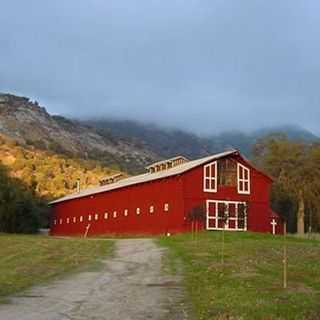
84, 119, 319, 160
0, 94, 159, 173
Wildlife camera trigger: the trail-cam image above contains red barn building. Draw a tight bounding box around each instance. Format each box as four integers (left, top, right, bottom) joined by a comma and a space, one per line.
50, 150, 283, 236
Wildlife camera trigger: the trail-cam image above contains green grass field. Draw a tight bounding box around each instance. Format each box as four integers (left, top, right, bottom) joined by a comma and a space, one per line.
0, 234, 114, 301
159, 231, 320, 320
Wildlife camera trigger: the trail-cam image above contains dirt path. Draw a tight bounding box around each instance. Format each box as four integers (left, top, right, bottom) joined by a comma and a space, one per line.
0, 239, 187, 320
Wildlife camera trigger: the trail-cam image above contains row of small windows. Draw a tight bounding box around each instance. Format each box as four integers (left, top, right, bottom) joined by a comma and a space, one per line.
53, 203, 169, 225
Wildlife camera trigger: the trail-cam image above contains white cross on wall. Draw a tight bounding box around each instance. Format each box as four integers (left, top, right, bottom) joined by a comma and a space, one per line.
271, 219, 277, 235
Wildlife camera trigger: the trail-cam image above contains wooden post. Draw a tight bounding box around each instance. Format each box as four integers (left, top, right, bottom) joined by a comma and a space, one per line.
283, 221, 287, 289
221, 228, 225, 266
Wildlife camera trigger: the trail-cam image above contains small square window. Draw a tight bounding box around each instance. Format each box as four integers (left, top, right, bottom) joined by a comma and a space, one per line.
94, 214, 99, 221
67, 218, 70, 224
80, 216, 83, 222
124, 209, 128, 216
164, 203, 169, 212
88, 214, 92, 221
104, 212, 109, 219
113, 211, 117, 218
73, 217, 76, 223
149, 205, 154, 213
136, 208, 140, 215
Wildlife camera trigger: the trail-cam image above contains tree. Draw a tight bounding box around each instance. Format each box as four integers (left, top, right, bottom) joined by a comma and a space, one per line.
253, 134, 320, 234
187, 204, 206, 241
0, 163, 42, 233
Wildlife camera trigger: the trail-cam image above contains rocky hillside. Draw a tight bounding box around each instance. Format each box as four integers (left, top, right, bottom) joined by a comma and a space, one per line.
0, 94, 159, 173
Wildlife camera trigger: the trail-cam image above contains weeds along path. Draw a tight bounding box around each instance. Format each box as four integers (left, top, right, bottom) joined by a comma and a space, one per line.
0, 239, 187, 320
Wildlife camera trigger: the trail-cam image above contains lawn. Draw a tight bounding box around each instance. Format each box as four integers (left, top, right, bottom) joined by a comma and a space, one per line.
0, 234, 114, 301
159, 231, 320, 320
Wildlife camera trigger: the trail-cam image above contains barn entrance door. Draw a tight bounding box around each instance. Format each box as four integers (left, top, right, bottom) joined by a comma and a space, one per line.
206, 200, 247, 231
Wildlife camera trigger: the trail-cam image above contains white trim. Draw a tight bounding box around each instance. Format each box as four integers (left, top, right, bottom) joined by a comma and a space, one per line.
94, 214, 99, 221
164, 203, 169, 212
237, 163, 250, 194
80, 216, 83, 222
149, 205, 154, 213
124, 209, 128, 216
203, 161, 217, 193
113, 211, 117, 218
104, 212, 109, 219
206, 200, 247, 231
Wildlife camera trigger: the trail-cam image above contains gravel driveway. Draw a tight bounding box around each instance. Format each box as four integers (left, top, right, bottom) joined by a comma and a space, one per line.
0, 239, 188, 320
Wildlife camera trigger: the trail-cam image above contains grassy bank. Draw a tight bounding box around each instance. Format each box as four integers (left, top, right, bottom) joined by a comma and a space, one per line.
159, 232, 320, 320
0, 234, 113, 301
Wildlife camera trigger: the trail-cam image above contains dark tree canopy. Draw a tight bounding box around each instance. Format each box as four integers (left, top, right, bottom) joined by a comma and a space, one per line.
0, 163, 46, 233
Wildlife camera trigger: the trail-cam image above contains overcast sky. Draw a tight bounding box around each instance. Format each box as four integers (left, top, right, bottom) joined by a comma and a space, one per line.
0, 0, 319, 135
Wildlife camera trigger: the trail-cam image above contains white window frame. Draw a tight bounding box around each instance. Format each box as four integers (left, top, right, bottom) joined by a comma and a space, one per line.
237, 163, 250, 194
80, 216, 83, 222
73, 217, 76, 223
136, 208, 140, 215
124, 209, 128, 216
94, 214, 99, 221
66, 218, 70, 224
203, 161, 217, 193
104, 212, 109, 219
149, 205, 154, 214
88, 214, 92, 221
164, 203, 169, 212
206, 200, 247, 231
113, 211, 117, 218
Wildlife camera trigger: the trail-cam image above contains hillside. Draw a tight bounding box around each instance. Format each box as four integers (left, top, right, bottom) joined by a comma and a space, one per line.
83, 119, 319, 159
0, 134, 117, 199
0, 94, 159, 173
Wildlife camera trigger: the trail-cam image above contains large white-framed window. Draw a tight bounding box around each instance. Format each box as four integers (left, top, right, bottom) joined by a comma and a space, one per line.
206, 200, 247, 231
237, 163, 250, 194
203, 161, 217, 192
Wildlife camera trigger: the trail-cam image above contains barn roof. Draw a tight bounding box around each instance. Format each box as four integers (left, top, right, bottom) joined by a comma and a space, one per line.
51, 149, 267, 205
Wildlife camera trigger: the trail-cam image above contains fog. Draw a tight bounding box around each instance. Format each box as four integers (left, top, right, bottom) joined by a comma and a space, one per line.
0, 0, 319, 134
